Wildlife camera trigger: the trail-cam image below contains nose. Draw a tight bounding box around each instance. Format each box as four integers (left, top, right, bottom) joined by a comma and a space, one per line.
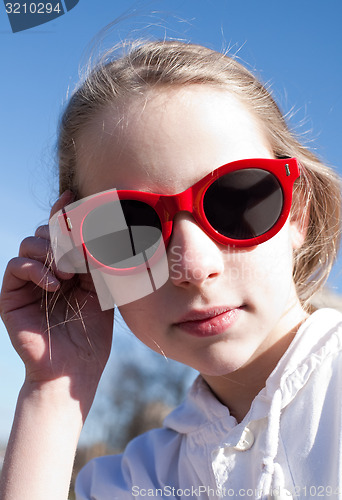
167, 213, 225, 289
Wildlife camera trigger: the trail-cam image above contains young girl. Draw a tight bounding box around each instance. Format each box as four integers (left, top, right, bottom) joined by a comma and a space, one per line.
0, 40, 341, 500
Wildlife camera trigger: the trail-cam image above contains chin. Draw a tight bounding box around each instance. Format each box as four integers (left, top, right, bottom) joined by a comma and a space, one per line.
195, 354, 247, 378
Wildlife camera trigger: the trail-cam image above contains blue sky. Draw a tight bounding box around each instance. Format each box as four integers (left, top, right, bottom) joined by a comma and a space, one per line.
0, 0, 341, 444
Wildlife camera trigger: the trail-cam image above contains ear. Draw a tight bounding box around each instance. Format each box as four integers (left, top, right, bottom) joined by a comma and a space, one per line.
289, 200, 310, 250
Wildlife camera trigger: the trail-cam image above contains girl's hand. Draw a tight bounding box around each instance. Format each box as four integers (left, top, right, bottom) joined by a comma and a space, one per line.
0, 191, 114, 408
0, 192, 114, 500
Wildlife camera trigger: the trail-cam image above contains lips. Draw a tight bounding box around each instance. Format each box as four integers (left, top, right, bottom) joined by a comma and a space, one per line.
174, 306, 241, 337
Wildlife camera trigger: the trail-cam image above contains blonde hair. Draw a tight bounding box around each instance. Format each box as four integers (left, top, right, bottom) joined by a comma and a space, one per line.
57, 40, 341, 304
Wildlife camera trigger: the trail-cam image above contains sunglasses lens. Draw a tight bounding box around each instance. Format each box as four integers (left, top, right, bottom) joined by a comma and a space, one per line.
203, 169, 283, 240
82, 200, 162, 269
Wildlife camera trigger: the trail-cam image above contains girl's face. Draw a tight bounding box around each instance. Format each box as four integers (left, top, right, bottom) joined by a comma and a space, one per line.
76, 85, 307, 377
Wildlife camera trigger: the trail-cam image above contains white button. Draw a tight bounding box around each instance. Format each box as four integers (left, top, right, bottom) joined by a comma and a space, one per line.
234, 427, 254, 451
269, 489, 293, 500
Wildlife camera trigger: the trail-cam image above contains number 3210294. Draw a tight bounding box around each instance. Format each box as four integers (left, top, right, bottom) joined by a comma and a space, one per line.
5, 3, 62, 14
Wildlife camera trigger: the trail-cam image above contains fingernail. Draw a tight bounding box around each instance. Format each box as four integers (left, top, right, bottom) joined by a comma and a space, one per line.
59, 190, 76, 202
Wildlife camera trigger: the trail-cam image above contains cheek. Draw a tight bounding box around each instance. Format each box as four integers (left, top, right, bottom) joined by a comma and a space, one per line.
230, 224, 295, 292
118, 297, 163, 345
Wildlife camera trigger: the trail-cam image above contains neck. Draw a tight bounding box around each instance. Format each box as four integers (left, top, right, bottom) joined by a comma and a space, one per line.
202, 307, 309, 423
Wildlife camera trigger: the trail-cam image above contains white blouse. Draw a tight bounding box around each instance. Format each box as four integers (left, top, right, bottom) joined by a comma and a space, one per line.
76, 308, 342, 499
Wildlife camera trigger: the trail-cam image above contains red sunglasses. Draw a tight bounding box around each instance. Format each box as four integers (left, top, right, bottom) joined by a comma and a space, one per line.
53, 158, 300, 273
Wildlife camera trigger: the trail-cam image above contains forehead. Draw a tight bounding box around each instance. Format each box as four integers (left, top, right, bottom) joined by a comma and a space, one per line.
75, 85, 271, 197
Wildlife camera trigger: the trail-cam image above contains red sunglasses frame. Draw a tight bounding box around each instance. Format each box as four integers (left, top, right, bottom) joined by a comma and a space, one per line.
56, 157, 300, 272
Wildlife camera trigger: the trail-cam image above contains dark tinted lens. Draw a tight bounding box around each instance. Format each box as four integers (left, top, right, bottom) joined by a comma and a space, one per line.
82, 200, 162, 268
203, 169, 283, 240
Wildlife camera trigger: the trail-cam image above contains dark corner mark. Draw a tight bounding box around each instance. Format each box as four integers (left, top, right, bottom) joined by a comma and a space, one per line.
3, 0, 80, 33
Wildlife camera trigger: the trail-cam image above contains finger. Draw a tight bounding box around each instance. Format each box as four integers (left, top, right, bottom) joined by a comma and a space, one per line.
49, 190, 75, 220
35, 191, 76, 240
19, 236, 50, 261
35, 221, 76, 274
34, 224, 50, 240
2, 257, 61, 295
18, 236, 75, 281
